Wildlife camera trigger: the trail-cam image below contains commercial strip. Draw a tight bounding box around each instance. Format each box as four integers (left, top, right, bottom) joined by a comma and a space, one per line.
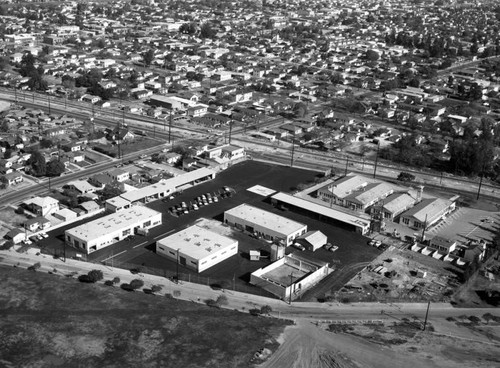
270, 192, 370, 235
65, 206, 162, 254
250, 254, 330, 301
105, 167, 216, 212
224, 203, 307, 246
156, 224, 238, 273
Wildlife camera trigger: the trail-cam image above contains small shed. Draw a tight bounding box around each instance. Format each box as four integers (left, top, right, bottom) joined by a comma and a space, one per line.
249, 250, 261, 261
53, 208, 78, 222
296, 230, 328, 251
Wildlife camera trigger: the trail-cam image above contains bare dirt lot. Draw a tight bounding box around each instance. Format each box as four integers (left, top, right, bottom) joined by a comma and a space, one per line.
261, 318, 500, 368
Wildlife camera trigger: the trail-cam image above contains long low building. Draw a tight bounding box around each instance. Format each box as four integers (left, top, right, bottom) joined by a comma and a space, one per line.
105, 167, 216, 212
65, 206, 162, 254
224, 204, 307, 246
156, 225, 238, 273
270, 192, 370, 235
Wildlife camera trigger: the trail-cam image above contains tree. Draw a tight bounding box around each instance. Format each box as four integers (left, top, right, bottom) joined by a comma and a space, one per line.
0, 119, 9, 132
26, 150, 46, 177
87, 269, 104, 283
200, 22, 216, 39
46, 159, 65, 177
129, 279, 144, 290
366, 49, 380, 61
142, 49, 155, 67
397, 172, 416, 182
0, 176, 9, 190
39, 138, 54, 149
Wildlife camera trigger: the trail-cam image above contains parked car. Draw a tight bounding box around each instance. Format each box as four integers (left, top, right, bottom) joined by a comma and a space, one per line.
292, 242, 305, 251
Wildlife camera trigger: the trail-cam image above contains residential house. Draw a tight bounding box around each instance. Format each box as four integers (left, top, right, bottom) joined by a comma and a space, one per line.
4, 172, 23, 186
105, 169, 129, 183
63, 180, 98, 195
5, 228, 26, 244
24, 196, 60, 217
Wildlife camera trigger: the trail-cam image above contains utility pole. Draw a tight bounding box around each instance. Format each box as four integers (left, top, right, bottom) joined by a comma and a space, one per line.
344, 157, 349, 176
422, 301, 431, 331
48, 94, 51, 115
373, 141, 380, 179
477, 171, 484, 200
289, 272, 294, 305
290, 128, 296, 167
421, 214, 428, 242
169, 110, 172, 144
176, 248, 180, 284
228, 120, 233, 144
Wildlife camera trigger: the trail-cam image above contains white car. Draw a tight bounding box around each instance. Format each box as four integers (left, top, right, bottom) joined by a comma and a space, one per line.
292, 243, 305, 251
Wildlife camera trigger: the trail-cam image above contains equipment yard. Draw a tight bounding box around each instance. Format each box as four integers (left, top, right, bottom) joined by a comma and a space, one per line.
334, 248, 462, 303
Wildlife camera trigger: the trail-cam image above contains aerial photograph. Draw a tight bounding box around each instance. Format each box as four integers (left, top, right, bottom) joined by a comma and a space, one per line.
1, 0, 500, 367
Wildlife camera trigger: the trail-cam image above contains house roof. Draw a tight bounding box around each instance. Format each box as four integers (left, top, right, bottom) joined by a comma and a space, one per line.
24, 196, 59, 208
402, 197, 453, 223
382, 192, 416, 214
345, 182, 394, 206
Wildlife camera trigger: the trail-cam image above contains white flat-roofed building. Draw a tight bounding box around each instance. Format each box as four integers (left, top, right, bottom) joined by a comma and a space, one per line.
250, 254, 330, 301
156, 225, 238, 273
224, 204, 307, 246
65, 207, 162, 254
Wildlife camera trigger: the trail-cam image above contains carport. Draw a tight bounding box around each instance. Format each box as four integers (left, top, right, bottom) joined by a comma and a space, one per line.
270, 192, 371, 235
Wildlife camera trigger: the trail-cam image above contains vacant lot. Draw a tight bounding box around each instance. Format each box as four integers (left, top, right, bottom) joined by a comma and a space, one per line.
0, 266, 290, 368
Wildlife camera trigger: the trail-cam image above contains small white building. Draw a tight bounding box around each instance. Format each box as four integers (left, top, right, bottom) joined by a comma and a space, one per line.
224, 204, 307, 246
156, 225, 238, 273
23, 196, 59, 217
65, 206, 162, 254
250, 254, 330, 301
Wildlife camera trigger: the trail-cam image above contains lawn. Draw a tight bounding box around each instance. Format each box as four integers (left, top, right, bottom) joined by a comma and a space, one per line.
0, 266, 290, 368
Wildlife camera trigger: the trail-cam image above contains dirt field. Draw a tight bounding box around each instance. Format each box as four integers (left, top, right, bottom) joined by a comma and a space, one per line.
332, 248, 460, 303
0, 266, 290, 368
261, 319, 500, 368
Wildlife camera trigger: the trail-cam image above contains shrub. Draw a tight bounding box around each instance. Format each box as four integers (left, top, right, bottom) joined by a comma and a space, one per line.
87, 269, 104, 283
104, 280, 114, 286
112, 277, 120, 284
151, 285, 162, 293
446, 316, 456, 322
78, 274, 93, 283
216, 294, 228, 306
129, 279, 144, 290
14, 207, 24, 215
120, 283, 134, 291
468, 315, 481, 324
260, 305, 272, 315
27, 262, 41, 271
173, 290, 181, 297
205, 299, 220, 308
249, 308, 261, 316
165, 293, 173, 299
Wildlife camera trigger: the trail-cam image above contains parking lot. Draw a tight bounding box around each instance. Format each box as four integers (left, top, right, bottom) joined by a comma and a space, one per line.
40, 161, 381, 300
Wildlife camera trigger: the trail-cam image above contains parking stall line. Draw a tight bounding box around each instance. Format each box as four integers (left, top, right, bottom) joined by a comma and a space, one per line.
154, 229, 175, 240
133, 241, 147, 249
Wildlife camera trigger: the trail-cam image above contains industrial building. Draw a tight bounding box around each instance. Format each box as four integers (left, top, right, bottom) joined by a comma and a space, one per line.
156, 225, 238, 273
399, 197, 456, 230
65, 206, 162, 254
105, 167, 216, 212
224, 204, 307, 246
270, 192, 370, 235
250, 254, 330, 301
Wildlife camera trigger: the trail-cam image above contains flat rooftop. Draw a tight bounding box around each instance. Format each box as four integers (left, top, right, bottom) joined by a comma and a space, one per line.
225, 204, 307, 235
66, 206, 161, 241
262, 263, 308, 287
157, 225, 237, 260
271, 192, 370, 230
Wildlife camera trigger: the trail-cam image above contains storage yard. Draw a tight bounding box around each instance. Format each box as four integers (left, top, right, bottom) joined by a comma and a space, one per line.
334, 247, 462, 303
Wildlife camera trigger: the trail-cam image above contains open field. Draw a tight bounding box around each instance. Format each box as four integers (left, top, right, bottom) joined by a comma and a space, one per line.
0, 266, 290, 368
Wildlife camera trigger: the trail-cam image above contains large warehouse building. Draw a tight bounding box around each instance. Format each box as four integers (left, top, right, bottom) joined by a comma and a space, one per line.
65, 206, 162, 254
224, 204, 307, 246
156, 225, 238, 273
